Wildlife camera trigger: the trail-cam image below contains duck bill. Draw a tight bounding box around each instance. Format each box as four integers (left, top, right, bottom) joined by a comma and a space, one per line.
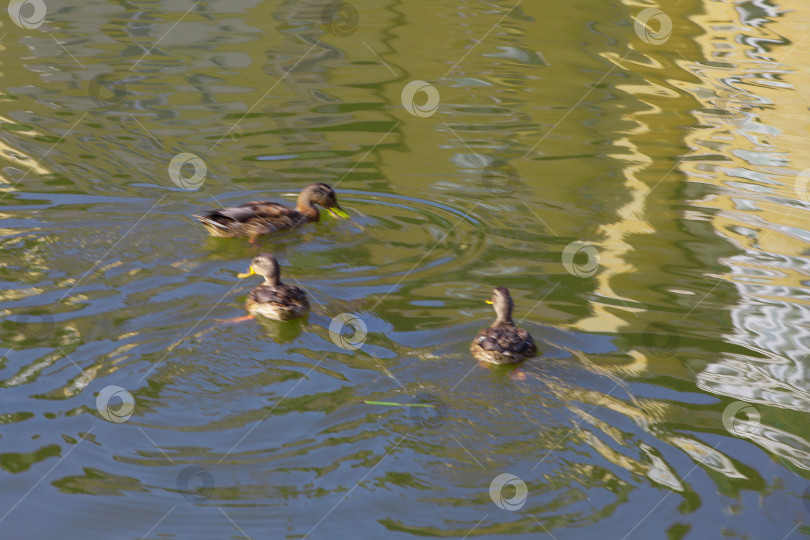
327, 206, 349, 219
237, 266, 255, 279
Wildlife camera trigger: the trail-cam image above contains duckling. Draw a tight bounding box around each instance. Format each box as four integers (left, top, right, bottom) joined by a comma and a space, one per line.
470, 287, 537, 364
236, 253, 309, 321
194, 183, 348, 243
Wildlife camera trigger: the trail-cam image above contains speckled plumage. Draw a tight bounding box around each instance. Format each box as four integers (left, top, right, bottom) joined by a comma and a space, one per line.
193, 183, 347, 240
195, 201, 309, 238
238, 253, 309, 321
470, 287, 537, 365
245, 283, 309, 321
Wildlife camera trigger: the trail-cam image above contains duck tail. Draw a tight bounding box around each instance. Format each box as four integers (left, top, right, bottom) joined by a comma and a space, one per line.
192, 214, 229, 231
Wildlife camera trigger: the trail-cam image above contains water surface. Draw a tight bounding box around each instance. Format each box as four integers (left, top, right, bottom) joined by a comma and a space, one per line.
1, 0, 810, 538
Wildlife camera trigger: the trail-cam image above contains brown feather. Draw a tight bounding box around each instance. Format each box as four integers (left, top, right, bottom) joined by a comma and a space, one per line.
193, 201, 308, 238
245, 283, 309, 321
470, 287, 538, 365
471, 324, 537, 364
193, 183, 345, 240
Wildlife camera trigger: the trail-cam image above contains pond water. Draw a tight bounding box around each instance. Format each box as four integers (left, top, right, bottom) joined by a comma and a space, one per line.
1, 0, 809, 538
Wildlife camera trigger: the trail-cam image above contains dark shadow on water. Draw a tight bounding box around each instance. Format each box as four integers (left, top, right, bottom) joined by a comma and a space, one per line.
252, 314, 307, 344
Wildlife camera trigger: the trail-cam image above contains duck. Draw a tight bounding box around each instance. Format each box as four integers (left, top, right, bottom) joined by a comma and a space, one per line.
470, 287, 537, 364
236, 253, 309, 321
193, 183, 349, 242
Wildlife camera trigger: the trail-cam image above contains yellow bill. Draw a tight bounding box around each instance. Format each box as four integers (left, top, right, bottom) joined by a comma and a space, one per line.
485, 300, 493, 304
327, 206, 349, 219
237, 265, 255, 278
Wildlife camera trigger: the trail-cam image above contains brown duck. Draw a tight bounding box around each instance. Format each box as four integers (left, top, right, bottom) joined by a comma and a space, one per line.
470, 287, 537, 364
193, 183, 348, 242
236, 253, 309, 321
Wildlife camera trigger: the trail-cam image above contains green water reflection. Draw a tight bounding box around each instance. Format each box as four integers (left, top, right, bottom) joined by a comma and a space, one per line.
1, 0, 809, 537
